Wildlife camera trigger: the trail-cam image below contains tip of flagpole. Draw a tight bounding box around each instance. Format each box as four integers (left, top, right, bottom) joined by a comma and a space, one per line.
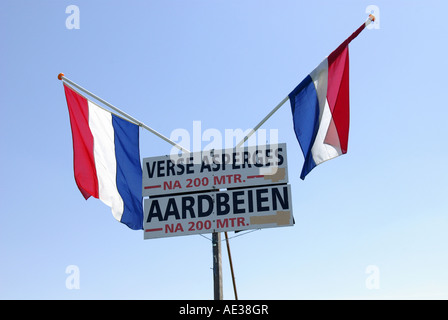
58, 73, 65, 80
369, 14, 376, 22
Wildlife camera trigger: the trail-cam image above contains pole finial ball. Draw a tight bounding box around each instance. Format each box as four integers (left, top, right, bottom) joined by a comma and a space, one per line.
58, 73, 65, 80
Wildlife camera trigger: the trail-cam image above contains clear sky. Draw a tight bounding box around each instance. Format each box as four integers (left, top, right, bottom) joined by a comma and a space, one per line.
1, 0, 447, 300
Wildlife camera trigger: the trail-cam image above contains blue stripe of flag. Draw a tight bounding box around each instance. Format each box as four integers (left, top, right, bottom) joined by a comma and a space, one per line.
289, 75, 320, 180
112, 115, 143, 230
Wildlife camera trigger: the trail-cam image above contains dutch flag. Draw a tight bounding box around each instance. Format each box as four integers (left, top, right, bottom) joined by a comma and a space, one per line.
64, 84, 143, 230
289, 20, 370, 180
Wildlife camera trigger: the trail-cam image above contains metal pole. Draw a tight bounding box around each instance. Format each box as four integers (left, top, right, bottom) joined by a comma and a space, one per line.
224, 231, 238, 300
58, 73, 190, 153
212, 232, 223, 300
236, 96, 289, 148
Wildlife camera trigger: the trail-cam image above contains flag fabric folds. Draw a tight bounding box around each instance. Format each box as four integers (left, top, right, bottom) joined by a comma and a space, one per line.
289, 22, 367, 180
64, 84, 143, 230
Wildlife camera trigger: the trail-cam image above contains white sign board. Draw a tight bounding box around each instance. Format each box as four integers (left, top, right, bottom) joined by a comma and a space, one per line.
144, 184, 293, 239
142, 144, 288, 196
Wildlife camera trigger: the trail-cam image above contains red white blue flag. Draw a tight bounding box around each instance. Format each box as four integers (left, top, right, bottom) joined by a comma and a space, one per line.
289, 20, 369, 179
64, 84, 143, 230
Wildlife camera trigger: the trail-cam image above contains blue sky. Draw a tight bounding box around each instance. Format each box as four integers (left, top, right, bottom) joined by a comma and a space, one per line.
1, 0, 447, 299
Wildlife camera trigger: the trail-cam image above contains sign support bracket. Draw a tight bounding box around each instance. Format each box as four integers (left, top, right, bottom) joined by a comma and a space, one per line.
225, 231, 238, 300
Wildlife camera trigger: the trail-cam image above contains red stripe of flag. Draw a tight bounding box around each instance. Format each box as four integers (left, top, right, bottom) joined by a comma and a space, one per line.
325, 23, 365, 154
64, 84, 99, 200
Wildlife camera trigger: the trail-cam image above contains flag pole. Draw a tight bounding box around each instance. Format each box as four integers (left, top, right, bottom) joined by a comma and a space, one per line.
235, 14, 375, 149
58, 73, 190, 153
236, 96, 289, 148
